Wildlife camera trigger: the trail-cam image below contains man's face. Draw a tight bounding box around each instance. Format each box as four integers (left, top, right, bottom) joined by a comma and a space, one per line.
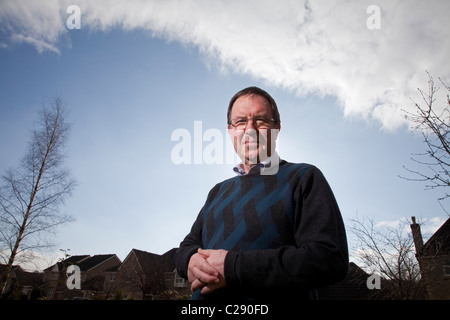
228, 94, 280, 167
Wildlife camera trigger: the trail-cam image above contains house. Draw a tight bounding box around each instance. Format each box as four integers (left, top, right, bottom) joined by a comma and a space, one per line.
316, 262, 380, 300
411, 216, 450, 299
0, 264, 43, 299
43, 254, 121, 299
103, 248, 190, 300
161, 248, 192, 299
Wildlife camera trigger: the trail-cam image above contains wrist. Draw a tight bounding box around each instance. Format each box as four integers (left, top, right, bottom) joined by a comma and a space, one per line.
224, 250, 240, 287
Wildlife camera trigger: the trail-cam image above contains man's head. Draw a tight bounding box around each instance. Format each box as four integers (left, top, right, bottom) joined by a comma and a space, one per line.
227, 87, 281, 171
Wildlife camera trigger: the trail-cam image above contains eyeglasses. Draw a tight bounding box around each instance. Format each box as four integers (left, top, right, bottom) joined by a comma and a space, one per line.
229, 117, 276, 130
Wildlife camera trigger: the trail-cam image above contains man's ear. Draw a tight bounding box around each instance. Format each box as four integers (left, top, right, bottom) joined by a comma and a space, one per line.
272, 123, 281, 140
276, 123, 281, 131
227, 125, 236, 147
227, 125, 233, 139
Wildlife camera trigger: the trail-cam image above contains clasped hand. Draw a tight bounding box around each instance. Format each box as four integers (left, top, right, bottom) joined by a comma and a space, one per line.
187, 248, 228, 295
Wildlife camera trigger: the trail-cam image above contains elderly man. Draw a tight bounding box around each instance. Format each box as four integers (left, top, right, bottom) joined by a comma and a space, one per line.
174, 86, 348, 300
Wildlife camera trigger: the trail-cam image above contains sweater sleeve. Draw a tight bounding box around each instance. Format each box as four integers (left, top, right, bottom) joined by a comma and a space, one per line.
223, 167, 348, 290
174, 184, 220, 280
174, 213, 203, 280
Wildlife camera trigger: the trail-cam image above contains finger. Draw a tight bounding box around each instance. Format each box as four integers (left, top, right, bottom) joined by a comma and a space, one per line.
191, 279, 203, 292
188, 254, 218, 284
200, 284, 213, 295
197, 248, 210, 257
193, 266, 219, 284
200, 283, 221, 295
197, 257, 219, 277
189, 253, 218, 277
191, 278, 213, 292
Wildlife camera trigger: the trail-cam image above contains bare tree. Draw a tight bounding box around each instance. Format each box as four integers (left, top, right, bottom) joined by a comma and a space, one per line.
0, 96, 76, 294
127, 263, 168, 300
401, 72, 450, 211
350, 215, 426, 299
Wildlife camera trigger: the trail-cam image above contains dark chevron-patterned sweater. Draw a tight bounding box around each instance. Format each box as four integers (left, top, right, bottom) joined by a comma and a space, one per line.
174, 160, 348, 300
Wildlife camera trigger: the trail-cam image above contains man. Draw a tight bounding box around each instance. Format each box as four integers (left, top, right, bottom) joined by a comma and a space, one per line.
174, 87, 348, 300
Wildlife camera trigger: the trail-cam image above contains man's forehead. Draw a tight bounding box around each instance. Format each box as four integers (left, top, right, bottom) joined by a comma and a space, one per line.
231, 94, 272, 116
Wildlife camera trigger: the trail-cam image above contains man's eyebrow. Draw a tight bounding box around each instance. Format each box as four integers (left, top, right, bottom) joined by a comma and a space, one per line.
233, 114, 270, 119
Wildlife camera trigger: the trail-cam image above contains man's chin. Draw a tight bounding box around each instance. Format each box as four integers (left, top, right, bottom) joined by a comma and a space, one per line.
243, 152, 261, 165
237, 146, 271, 165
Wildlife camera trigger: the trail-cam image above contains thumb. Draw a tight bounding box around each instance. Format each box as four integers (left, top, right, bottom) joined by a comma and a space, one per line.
197, 248, 210, 257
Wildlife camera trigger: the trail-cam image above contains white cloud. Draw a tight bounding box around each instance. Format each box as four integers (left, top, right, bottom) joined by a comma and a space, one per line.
0, 0, 66, 53
420, 216, 448, 236
376, 215, 448, 239
1, 0, 449, 130
11, 33, 60, 54
375, 218, 406, 230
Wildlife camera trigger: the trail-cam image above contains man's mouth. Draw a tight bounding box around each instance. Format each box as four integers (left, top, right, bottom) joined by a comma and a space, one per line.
244, 140, 259, 149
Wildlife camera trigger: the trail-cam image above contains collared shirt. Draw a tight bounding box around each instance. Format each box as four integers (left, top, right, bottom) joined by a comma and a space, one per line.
233, 152, 280, 176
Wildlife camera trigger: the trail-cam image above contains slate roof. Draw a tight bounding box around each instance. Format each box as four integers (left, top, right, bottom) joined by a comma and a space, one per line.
161, 248, 177, 269
0, 264, 20, 274
417, 218, 450, 257
131, 249, 162, 274
13, 268, 44, 287
77, 254, 118, 272
0, 264, 43, 288
316, 262, 375, 300
44, 255, 90, 272
43, 254, 120, 273
124, 248, 178, 276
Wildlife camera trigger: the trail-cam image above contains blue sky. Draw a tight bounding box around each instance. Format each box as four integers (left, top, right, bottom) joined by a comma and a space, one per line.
0, 0, 449, 269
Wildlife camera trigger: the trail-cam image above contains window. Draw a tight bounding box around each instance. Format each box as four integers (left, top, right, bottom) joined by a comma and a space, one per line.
47, 289, 55, 298
174, 273, 187, 288
126, 270, 133, 283
443, 259, 450, 277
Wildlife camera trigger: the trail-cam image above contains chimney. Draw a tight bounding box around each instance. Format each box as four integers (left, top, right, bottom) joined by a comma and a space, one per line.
410, 216, 424, 254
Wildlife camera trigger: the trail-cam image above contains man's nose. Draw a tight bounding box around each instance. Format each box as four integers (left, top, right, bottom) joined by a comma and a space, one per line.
244, 118, 256, 131
243, 121, 258, 142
